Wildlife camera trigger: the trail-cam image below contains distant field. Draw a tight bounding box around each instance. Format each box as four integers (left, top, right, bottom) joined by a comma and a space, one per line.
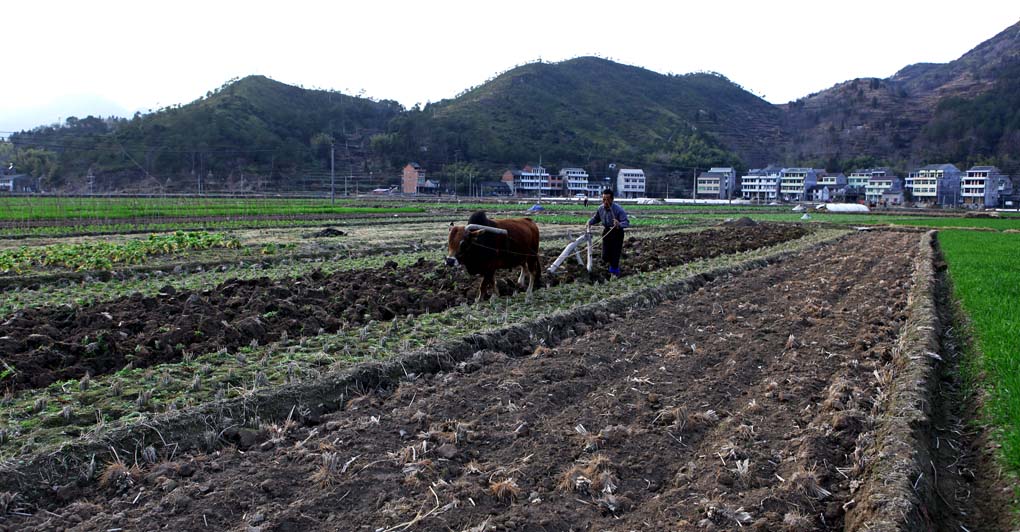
527, 211, 1020, 231
3, 197, 1020, 235
0, 197, 424, 220
940, 230, 1020, 471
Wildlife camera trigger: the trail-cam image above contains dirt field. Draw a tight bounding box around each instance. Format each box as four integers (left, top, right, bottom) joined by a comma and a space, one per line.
0, 224, 806, 393
3, 231, 958, 531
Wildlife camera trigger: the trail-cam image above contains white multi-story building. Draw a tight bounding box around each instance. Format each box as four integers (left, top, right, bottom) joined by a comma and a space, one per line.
616, 168, 645, 198
696, 167, 737, 199
812, 172, 847, 202
907, 163, 962, 206
865, 175, 902, 203
559, 167, 590, 196
780, 168, 818, 202
512, 165, 558, 196
741, 166, 782, 202
848, 168, 892, 190
961, 165, 1003, 207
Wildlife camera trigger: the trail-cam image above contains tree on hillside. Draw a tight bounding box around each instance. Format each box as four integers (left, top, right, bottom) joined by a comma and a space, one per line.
442, 161, 480, 195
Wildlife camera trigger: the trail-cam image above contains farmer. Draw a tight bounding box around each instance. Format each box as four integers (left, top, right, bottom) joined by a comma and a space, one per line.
586, 188, 630, 277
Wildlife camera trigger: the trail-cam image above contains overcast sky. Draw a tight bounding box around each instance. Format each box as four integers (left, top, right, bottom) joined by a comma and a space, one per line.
2, 1, 1018, 134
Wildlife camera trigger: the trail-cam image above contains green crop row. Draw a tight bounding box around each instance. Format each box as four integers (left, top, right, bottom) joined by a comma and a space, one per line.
940, 231, 1020, 473
0, 231, 240, 273
0, 215, 447, 239
0, 197, 425, 221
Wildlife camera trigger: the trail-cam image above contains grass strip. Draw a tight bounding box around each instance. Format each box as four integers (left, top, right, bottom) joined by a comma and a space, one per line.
939, 230, 1020, 472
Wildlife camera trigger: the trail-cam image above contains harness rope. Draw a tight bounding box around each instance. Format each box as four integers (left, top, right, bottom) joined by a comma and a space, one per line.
458, 224, 621, 262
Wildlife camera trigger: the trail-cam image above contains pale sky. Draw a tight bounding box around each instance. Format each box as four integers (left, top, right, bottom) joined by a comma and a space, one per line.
2, 1, 1018, 134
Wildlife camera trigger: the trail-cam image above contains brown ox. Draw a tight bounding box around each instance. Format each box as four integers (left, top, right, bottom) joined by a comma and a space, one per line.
446, 211, 542, 302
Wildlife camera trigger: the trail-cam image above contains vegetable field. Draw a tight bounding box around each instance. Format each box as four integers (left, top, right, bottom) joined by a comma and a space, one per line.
0, 199, 1015, 531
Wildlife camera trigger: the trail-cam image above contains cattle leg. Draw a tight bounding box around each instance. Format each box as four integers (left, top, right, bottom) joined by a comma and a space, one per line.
517, 266, 527, 287
525, 255, 540, 303
477, 273, 496, 303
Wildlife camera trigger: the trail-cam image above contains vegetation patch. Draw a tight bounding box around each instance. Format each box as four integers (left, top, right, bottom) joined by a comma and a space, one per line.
940, 230, 1020, 472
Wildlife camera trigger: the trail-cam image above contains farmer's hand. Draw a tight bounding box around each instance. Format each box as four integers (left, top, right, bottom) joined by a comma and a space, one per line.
613, 219, 620, 227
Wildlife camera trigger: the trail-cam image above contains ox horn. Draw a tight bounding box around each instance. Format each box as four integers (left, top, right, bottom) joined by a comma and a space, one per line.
464, 224, 508, 235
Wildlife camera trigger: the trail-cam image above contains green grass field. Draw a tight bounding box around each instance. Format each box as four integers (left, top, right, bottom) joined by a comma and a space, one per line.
940, 230, 1020, 472
0, 197, 424, 220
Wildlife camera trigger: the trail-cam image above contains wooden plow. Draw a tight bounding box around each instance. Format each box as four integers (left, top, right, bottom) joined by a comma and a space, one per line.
547, 229, 593, 274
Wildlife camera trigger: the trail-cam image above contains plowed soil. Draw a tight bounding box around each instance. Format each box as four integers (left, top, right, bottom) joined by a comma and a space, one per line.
3, 231, 927, 531
0, 224, 806, 393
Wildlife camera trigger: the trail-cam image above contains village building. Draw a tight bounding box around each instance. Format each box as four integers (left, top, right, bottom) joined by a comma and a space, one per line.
695, 167, 737, 199
780, 168, 818, 202
400, 162, 440, 195
741, 166, 782, 203
616, 168, 646, 198
906, 163, 962, 206
0, 173, 33, 193
506, 164, 562, 197
961, 165, 1005, 208
812, 171, 847, 202
865, 175, 903, 204
559, 167, 590, 196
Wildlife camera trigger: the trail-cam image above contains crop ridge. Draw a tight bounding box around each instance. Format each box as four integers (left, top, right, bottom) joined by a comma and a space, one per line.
845, 231, 940, 529
0, 229, 850, 504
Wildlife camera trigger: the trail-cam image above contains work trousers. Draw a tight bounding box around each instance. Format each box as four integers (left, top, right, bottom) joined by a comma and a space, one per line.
601, 225, 624, 269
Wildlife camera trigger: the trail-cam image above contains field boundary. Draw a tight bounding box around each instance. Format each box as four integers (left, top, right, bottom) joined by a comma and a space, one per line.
0, 229, 850, 504
845, 231, 940, 530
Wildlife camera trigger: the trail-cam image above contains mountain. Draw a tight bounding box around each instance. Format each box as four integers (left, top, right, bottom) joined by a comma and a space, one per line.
8, 76, 401, 191
7, 20, 1020, 191
781, 20, 1020, 172
415, 57, 785, 169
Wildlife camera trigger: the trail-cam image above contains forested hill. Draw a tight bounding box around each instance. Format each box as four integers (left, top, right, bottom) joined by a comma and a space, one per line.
781, 20, 1020, 174
375, 57, 785, 171
8, 76, 402, 191
7, 61, 777, 191
7, 20, 1020, 191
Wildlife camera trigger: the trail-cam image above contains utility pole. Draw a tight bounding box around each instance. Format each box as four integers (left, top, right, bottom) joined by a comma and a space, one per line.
330, 138, 336, 204
345, 139, 351, 196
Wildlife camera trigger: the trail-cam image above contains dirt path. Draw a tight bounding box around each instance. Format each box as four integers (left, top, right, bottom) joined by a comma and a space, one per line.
1, 231, 931, 531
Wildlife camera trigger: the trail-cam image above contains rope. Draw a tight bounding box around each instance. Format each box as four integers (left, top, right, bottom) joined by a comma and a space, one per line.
458, 224, 621, 262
